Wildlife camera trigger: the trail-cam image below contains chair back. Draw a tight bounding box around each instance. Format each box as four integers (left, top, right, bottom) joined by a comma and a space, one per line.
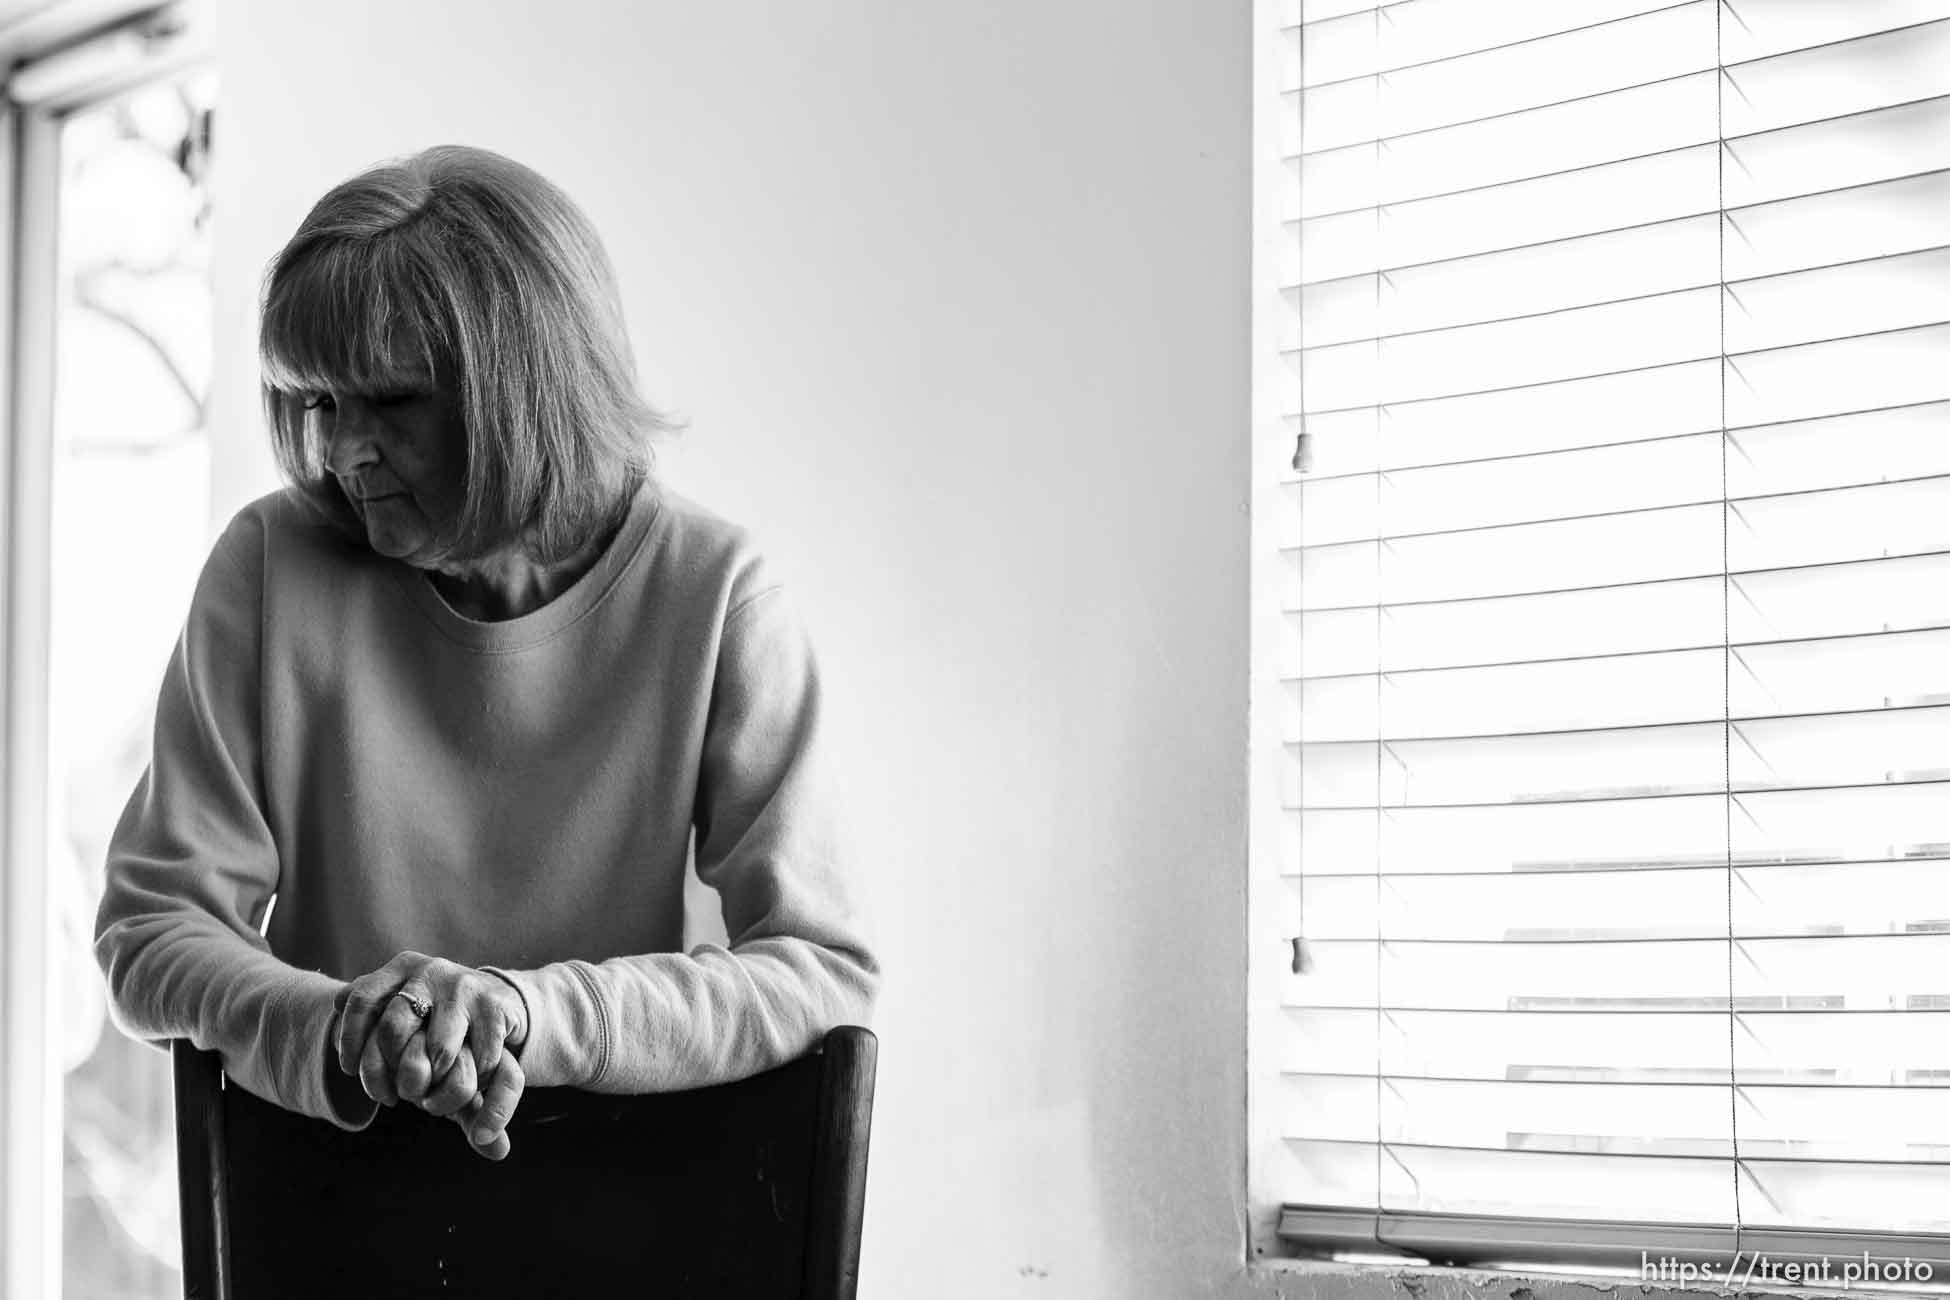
173, 1026, 876, 1300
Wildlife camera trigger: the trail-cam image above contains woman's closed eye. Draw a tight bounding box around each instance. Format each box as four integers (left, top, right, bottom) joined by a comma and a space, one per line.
302, 390, 423, 413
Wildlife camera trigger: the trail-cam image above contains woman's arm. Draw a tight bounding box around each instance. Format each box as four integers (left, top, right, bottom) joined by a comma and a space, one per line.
92, 523, 373, 1129
486, 580, 880, 1092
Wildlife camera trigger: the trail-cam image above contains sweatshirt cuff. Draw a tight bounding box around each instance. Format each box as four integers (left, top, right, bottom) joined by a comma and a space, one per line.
481, 962, 609, 1089
272, 974, 378, 1132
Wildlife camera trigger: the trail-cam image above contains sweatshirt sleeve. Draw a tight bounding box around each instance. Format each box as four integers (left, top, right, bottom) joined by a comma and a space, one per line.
488, 579, 880, 1092
93, 520, 376, 1130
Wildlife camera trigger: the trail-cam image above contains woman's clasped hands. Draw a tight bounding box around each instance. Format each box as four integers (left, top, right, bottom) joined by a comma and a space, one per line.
331, 951, 529, 1160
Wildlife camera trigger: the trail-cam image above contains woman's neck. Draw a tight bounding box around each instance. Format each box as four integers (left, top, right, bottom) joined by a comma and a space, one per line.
426, 517, 623, 622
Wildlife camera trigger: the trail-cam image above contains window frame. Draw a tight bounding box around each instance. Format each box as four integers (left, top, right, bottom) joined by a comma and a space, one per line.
0, 98, 65, 1300
1247, 0, 1306, 1273
0, 11, 214, 1294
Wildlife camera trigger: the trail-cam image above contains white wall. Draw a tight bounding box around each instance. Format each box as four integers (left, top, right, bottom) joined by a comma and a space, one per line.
210, 4, 1260, 1295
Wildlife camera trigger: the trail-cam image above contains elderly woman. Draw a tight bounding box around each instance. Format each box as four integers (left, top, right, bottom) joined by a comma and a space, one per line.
92, 145, 878, 1159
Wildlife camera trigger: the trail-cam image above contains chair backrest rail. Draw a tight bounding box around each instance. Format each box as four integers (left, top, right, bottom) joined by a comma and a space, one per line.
803, 1030, 877, 1300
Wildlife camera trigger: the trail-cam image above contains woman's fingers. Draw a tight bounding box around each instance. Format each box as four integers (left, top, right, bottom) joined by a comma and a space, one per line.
359, 1028, 397, 1106
468, 1013, 509, 1083
423, 972, 517, 1092
451, 1107, 511, 1162
333, 952, 529, 1116
372, 991, 431, 1086
465, 1054, 526, 1161
421, 999, 470, 1084
421, 1046, 478, 1117
395, 1034, 434, 1103
334, 951, 429, 1077
359, 991, 431, 1104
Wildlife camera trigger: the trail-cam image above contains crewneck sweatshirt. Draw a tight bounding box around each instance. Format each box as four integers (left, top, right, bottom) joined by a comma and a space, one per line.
93, 479, 878, 1129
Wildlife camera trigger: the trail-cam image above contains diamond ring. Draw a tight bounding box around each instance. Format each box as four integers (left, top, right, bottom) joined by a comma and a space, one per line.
392, 990, 433, 1019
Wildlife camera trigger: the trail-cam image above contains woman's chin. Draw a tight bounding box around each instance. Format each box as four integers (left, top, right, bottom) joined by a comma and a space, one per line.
362, 519, 431, 562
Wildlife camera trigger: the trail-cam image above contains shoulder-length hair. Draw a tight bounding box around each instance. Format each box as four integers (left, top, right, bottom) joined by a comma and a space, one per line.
258, 144, 685, 564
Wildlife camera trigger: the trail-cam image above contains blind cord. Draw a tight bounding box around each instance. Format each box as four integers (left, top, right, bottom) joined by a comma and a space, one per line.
1716, 0, 1747, 1258
1370, 5, 1386, 1253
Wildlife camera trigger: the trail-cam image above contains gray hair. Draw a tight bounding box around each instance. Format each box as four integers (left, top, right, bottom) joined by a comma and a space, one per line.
258, 144, 685, 564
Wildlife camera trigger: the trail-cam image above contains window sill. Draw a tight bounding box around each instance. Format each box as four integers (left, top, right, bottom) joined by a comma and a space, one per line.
1246, 1256, 1939, 1300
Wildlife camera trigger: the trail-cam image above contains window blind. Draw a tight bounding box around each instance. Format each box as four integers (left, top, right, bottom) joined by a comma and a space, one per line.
1264, 0, 1950, 1270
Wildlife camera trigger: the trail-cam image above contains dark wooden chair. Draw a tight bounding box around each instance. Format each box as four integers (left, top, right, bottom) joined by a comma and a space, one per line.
172, 1026, 876, 1300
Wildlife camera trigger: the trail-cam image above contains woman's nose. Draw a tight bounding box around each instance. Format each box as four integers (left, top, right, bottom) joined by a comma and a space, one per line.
321, 403, 379, 475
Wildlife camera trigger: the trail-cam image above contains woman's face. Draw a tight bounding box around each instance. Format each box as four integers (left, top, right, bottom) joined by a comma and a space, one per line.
308, 374, 469, 567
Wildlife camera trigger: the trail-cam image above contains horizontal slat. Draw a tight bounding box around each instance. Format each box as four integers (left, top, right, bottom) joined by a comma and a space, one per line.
1725, 245, 1950, 353
1297, 289, 1718, 420
1279, 666, 1950, 748
1723, 321, 1950, 428
1282, 1005, 1950, 1081
1286, 640, 1950, 761
1289, 315, 1950, 428
1285, 244, 1950, 405
1739, 1160, 1950, 1231
1724, 0, 1950, 60
1294, 502, 1720, 609
1284, 1074, 1735, 1149
1288, 3, 1950, 129
1299, 71, 1721, 218
1725, 167, 1950, 281
1297, 0, 1384, 26
1286, 171, 1950, 341
1724, 93, 1950, 211
1292, 643, 1722, 740
1727, 640, 1950, 725
1728, 549, 1950, 646
1722, 401, 1950, 498
1283, 142, 1719, 284
1280, 97, 1950, 274
1293, 30, 1950, 216
1288, 470, 1950, 611
1295, 864, 1724, 940
1295, 722, 1725, 809
1286, 550, 1950, 675
1731, 1086, 1950, 1154
1289, 214, 1717, 344
1286, 1141, 1950, 1231
1727, 19, 1950, 145
1285, 932, 1950, 1011
1725, 708, 1950, 790
1288, 575, 1717, 677
1731, 470, 1950, 570
1280, 363, 1721, 475
1295, 2, 1713, 153
1293, 705, 1950, 806
1294, 857, 1950, 942
1289, 251, 1950, 411
1293, 0, 1950, 84
1280, 1139, 1738, 1223
1286, 1076, 1950, 1156
1298, 0, 1707, 89
1289, 781, 1949, 875
1288, 434, 1715, 547
1285, 404, 1950, 549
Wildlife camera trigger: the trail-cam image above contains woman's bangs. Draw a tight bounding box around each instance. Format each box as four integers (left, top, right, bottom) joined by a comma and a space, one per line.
260, 241, 438, 396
